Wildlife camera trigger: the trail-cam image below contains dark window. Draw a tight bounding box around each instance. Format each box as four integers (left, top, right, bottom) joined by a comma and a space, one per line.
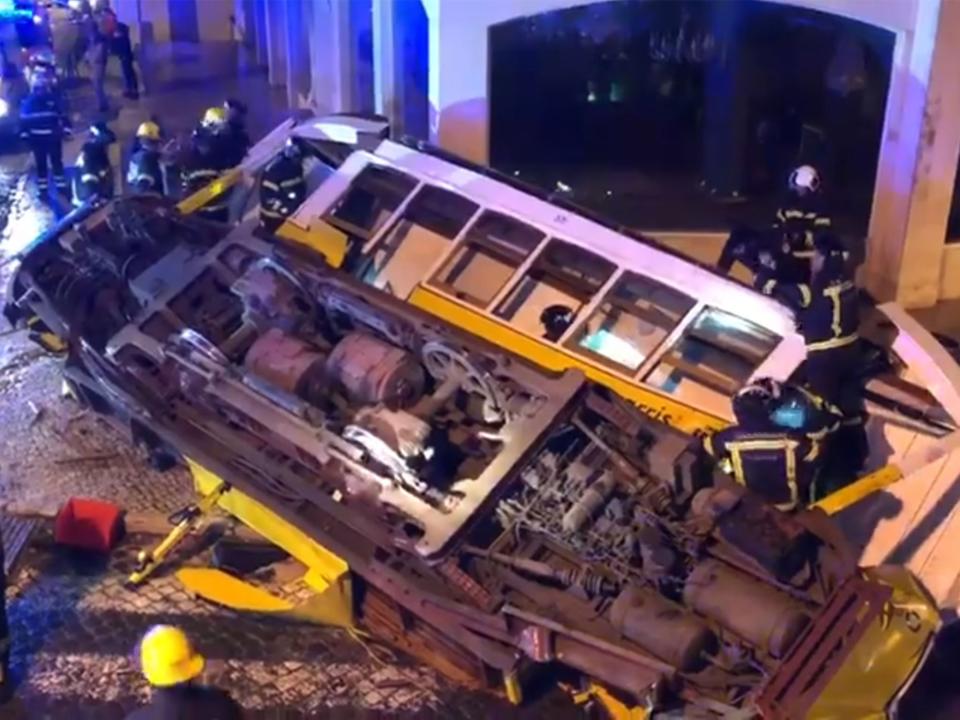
495, 239, 616, 340
490, 1, 894, 237
566, 272, 696, 372
327, 165, 417, 239
430, 211, 545, 308
359, 186, 478, 298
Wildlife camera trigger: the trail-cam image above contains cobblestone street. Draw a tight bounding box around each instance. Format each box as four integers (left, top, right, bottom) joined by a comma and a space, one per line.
2, 533, 546, 719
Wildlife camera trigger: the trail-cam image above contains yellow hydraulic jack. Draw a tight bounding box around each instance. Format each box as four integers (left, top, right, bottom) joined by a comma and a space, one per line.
127, 481, 230, 586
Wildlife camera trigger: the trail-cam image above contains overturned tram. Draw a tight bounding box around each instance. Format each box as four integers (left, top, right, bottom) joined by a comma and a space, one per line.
4, 196, 940, 718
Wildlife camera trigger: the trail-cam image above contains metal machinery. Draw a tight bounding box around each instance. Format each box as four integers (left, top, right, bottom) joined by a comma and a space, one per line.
4, 196, 940, 718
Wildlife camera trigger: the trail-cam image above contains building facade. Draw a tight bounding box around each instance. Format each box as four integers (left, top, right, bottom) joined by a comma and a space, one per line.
235, 0, 960, 310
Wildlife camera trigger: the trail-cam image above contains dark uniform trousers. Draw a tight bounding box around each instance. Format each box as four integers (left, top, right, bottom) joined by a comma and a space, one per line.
20, 90, 70, 191
704, 427, 820, 511
259, 155, 306, 233
760, 275, 867, 478
124, 684, 242, 720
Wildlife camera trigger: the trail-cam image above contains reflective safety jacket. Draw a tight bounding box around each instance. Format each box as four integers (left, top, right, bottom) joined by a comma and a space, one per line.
181, 145, 231, 217
772, 383, 844, 442
759, 275, 859, 353
703, 427, 821, 511
127, 149, 165, 194
72, 142, 114, 206
259, 154, 306, 222
19, 89, 70, 141
773, 194, 832, 261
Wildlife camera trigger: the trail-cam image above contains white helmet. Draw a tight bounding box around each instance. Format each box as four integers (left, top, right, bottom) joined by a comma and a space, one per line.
789, 165, 820, 193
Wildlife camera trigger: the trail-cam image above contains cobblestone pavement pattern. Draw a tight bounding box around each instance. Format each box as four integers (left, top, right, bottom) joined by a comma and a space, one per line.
1, 532, 579, 719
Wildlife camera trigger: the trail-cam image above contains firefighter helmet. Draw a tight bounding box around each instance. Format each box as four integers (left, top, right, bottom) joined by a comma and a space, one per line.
201, 106, 227, 129
139, 625, 205, 687
789, 165, 821, 193
733, 380, 779, 426
136, 121, 161, 141
282, 138, 302, 160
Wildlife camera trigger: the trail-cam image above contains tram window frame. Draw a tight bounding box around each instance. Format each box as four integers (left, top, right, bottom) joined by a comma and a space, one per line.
643, 306, 780, 401
493, 238, 617, 342
565, 272, 696, 373
428, 210, 545, 309
324, 164, 418, 241
358, 184, 479, 297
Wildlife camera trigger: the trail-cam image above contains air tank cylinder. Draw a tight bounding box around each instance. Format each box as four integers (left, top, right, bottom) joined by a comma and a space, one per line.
683, 559, 810, 658
562, 471, 616, 533
326, 332, 425, 407
244, 328, 329, 405
609, 585, 716, 671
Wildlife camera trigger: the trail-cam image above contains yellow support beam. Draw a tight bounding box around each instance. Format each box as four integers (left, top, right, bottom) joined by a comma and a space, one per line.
813, 464, 904, 516
176, 168, 244, 216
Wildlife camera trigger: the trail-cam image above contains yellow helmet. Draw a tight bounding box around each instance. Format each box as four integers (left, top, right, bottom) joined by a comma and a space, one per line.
136, 121, 160, 141
202, 106, 227, 128
139, 625, 205, 687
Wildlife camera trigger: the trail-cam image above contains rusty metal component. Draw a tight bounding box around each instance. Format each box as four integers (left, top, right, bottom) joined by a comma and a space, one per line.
608, 585, 716, 672
691, 486, 815, 582
421, 342, 505, 423
353, 406, 431, 459
683, 559, 810, 658
467, 547, 619, 598
231, 261, 315, 333
244, 328, 329, 405
437, 558, 499, 611
562, 471, 616, 533
757, 577, 894, 719
326, 332, 425, 407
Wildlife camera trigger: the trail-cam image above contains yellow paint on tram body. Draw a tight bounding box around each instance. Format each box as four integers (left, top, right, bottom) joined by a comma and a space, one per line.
276, 218, 349, 267
408, 285, 727, 435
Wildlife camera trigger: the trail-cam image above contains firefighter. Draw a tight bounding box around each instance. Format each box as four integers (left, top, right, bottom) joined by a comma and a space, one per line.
20, 66, 71, 196
85, 0, 138, 111
125, 625, 242, 719
703, 382, 822, 511
759, 234, 867, 477
127, 121, 165, 194
72, 120, 117, 206
259, 139, 306, 233
717, 225, 774, 276
223, 98, 251, 167
181, 113, 232, 223
773, 165, 832, 280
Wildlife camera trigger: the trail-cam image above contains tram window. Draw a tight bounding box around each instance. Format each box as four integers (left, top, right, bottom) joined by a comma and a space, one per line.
430, 211, 544, 308
326, 164, 417, 239
360, 185, 479, 298
644, 307, 779, 411
494, 239, 616, 340
566, 272, 695, 372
